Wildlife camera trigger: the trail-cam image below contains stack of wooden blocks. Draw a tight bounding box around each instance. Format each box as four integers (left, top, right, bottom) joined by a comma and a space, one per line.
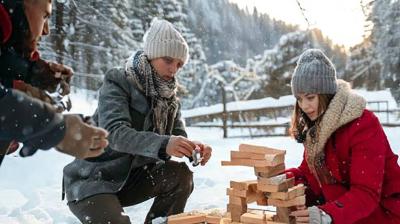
221, 143, 306, 224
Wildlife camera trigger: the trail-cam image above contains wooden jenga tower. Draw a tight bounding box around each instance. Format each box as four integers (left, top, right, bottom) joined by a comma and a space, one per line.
222, 143, 306, 224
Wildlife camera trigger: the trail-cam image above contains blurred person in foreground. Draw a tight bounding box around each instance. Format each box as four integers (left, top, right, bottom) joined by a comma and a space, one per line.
0, 0, 108, 164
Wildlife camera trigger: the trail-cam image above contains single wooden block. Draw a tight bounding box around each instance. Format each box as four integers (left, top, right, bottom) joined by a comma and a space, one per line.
240, 213, 266, 224
220, 217, 232, 224
258, 174, 287, 185
239, 143, 286, 155
206, 216, 222, 224
222, 158, 281, 167
227, 203, 247, 213
268, 195, 306, 208
229, 196, 247, 206
254, 163, 286, 178
168, 214, 206, 224
267, 184, 305, 200
258, 177, 294, 193
230, 180, 258, 191
230, 210, 243, 222
275, 207, 294, 224
231, 151, 285, 166
268, 221, 291, 224
227, 188, 248, 198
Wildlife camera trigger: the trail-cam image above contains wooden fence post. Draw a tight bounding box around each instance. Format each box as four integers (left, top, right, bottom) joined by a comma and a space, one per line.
220, 83, 228, 138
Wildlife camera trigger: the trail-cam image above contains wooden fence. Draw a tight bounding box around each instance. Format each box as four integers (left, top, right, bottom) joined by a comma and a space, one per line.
184, 100, 400, 138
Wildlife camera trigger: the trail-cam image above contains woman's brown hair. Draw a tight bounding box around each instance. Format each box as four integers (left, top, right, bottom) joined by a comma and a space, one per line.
289, 94, 334, 141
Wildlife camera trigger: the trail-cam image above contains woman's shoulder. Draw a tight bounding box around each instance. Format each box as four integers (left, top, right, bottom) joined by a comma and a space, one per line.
337, 109, 383, 145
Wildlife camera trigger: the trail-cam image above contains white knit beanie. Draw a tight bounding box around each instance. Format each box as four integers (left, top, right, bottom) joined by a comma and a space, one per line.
143, 18, 189, 64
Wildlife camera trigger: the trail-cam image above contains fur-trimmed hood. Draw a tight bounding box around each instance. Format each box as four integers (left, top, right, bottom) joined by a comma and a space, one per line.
304, 79, 366, 184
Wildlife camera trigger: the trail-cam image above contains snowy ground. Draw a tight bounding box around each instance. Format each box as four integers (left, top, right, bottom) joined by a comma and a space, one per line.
0, 89, 399, 223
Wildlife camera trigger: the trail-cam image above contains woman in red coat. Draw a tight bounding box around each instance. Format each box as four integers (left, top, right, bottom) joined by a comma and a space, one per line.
287, 49, 400, 224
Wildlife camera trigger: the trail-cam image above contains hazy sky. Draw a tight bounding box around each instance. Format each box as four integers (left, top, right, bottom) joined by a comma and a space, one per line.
228, 0, 366, 48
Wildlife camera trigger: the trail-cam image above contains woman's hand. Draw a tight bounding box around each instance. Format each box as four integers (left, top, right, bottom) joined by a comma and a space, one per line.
291, 205, 309, 224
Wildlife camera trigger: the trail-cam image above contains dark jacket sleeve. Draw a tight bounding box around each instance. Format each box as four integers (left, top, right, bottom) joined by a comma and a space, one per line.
0, 85, 65, 150
97, 68, 170, 160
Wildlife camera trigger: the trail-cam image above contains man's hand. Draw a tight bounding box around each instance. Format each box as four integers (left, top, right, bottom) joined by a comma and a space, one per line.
47, 61, 73, 96
56, 114, 108, 159
193, 141, 212, 166
30, 59, 73, 95
166, 136, 195, 158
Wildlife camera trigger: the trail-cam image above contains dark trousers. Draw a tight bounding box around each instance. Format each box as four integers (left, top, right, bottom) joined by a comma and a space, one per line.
68, 160, 194, 224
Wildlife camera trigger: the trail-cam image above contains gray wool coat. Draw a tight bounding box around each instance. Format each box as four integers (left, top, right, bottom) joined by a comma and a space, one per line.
62, 67, 187, 202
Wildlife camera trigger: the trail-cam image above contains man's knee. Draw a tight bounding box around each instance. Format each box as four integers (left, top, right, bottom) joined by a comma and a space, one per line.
177, 162, 194, 195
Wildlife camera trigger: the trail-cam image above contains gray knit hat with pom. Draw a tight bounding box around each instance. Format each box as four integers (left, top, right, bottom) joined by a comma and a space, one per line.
291, 49, 337, 96
143, 18, 189, 64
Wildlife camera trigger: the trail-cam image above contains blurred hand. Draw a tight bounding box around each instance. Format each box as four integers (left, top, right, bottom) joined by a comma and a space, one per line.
193, 141, 212, 166
30, 59, 73, 95
56, 114, 108, 159
166, 136, 195, 158
290, 205, 309, 224
47, 61, 73, 96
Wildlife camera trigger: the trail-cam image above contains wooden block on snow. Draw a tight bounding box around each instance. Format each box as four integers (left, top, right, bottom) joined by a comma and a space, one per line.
168, 214, 206, 224
257, 177, 294, 193
268, 195, 306, 208
206, 216, 222, 223
240, 213, 266, 224
254, 164, 286, 178
267, 184, 305, 200
239, 144, 285, 155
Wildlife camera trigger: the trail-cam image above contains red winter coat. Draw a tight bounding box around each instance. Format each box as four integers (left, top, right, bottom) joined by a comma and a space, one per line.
287, 80, 400, 224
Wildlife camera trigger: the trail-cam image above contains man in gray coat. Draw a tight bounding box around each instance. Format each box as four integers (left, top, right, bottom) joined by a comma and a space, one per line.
63, 19, 212, 224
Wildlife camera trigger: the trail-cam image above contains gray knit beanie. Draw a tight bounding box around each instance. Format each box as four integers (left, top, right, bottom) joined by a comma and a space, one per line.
143, 18, 189, 64
291, 49, 337, 96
